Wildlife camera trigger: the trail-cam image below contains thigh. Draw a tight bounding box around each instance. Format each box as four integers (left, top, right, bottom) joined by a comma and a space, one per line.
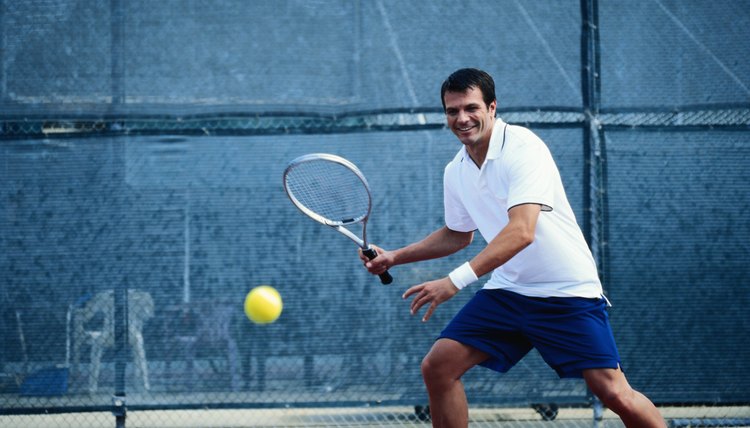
437, 289, 534, 373
423, 338, 491, 379
524, 296, 620, 378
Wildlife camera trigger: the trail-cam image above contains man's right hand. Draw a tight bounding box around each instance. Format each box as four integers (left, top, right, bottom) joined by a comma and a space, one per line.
359, 245, 394, 276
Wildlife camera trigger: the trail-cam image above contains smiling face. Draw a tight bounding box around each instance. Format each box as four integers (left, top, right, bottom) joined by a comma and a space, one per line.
443, 86, 497, 160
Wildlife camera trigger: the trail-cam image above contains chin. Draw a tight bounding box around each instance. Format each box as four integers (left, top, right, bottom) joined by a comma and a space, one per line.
453, 132, 474, 143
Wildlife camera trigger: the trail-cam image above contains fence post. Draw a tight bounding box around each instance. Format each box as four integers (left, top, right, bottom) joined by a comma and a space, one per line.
111, 0, 127, 426
581, 0, 609, 426
113, 282, 128, 428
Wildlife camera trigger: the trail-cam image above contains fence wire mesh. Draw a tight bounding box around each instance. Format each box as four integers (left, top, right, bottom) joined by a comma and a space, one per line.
1, 1, 749, 428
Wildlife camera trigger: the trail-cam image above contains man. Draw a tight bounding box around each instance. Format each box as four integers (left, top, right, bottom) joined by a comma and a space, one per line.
361, 68, 665, 428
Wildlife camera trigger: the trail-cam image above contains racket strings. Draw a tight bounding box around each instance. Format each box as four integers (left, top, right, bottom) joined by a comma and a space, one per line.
285, 160, 370, 224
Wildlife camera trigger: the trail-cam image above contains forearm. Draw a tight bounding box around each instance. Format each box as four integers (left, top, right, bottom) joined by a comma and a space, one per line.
392, 226, 473, 266
464, 204, 540, 278
468, 220, 534, 278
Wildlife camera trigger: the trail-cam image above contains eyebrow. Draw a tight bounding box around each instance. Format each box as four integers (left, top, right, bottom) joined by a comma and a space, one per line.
445, 102, 482, 112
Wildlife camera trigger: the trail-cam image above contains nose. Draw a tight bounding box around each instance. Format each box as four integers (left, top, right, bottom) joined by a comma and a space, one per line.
455, 109, 470, 124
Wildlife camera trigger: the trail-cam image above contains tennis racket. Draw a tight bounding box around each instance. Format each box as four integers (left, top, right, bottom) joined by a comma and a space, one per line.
283, 153, 393, 285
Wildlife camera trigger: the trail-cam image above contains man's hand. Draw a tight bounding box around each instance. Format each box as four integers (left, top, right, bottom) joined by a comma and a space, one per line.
358, 244, 394, 276
402, 277, 459, 322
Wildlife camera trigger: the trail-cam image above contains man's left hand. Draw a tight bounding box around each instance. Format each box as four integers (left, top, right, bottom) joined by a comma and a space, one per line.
402, 277, 459, 322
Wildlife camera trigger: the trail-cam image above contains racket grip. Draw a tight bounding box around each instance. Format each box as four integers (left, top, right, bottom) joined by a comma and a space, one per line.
362, 247, 393, 285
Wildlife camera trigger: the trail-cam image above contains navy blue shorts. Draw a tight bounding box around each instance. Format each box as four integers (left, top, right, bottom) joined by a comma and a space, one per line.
439, 288, 621, 378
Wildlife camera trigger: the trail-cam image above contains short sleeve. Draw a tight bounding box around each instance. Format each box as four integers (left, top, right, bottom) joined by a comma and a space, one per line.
444, 162, 477, 232
504, 137, 556, 212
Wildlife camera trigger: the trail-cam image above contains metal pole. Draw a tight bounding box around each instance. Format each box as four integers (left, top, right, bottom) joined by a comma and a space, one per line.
113, 282, 128, 428
581, 0, 602, 248
110, 0, 125, 107
111, 2, 127, 426
581, 1, 608, 426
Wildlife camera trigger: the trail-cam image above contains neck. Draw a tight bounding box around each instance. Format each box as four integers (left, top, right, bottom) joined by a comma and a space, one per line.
465, 118, 495, 167
466, 145, 486, 168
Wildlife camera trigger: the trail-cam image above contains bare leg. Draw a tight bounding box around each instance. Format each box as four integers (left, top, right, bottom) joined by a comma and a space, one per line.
421, 339, 489, 428
584, 368, 666, 428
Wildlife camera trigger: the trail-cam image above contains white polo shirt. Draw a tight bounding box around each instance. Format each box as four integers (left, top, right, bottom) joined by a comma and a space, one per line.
444, 119, 603, 299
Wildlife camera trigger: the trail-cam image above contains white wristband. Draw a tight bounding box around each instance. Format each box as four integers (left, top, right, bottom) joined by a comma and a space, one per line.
448, 262, 478, 290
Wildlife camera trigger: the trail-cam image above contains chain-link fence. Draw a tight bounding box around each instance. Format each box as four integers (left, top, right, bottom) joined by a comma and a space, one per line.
1, 1, 749, 427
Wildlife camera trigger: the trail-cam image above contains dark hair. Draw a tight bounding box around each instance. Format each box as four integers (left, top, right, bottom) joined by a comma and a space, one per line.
440, 68, 496, 110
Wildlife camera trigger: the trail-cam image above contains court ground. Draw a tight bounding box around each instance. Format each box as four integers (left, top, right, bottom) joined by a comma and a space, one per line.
1, 405, 749, 428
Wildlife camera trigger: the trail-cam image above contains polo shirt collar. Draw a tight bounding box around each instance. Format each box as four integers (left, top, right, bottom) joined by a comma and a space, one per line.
485, 118, 507, 161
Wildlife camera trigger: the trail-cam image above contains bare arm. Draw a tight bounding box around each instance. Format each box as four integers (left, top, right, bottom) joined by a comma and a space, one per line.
404, 203, 542, 322
466, 203, 540, 277
360, 226, 473, 274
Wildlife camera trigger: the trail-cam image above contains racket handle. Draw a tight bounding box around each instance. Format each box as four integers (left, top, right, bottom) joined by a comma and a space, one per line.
362, 247, 393, 285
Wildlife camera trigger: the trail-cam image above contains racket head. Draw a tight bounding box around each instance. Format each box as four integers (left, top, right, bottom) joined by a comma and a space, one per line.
283, 153, 372, 228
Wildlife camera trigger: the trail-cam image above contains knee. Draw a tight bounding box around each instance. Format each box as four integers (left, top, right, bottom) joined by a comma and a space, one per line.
596, 385, 635, 412
420, 353, 452, 387
590, 378, 640, 414
420, 353, 438, 381
586, 370, 636, 413
420, 339, 481, 389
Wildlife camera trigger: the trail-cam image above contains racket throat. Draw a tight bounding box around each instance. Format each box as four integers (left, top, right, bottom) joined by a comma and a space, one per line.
335, 225, 366, 248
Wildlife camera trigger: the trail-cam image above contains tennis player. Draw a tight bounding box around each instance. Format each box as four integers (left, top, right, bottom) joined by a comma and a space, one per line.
361, 68, 665, 427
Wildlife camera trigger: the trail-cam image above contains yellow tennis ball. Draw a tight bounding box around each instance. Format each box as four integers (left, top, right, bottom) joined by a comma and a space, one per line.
244, 285, 282, 324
